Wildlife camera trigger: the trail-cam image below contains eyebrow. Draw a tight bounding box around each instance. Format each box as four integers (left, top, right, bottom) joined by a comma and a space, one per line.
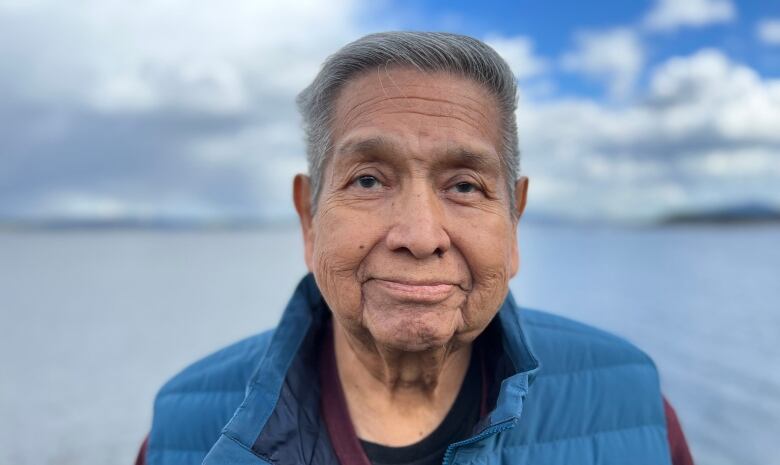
438, 147, 500, 174
334, 135, 501, 175
332, 137, 405, 172
335, 137, 398, 159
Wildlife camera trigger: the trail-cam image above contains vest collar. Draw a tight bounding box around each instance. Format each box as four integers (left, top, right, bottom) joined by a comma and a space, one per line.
489, 290, 540, 425
204, 273, 539, 464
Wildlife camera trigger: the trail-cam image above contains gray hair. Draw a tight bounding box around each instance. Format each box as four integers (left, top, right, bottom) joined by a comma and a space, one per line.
296, 31, 520, 211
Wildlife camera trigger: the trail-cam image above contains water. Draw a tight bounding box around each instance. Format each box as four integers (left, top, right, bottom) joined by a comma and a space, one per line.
1, 224, 778, 465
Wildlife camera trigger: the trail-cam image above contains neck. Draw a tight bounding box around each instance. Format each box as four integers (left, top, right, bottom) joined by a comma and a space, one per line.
332, 320, 472, 446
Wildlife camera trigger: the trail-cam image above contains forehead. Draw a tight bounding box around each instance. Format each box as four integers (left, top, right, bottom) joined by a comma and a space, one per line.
330, 67, 503, 161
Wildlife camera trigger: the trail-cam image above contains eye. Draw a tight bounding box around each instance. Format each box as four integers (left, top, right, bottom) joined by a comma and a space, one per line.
355, 175, 381, 189
452, 181, 479, 194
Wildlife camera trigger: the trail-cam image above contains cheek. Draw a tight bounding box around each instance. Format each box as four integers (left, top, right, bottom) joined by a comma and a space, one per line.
453, 218, 515, 325
310, 209, 386, 323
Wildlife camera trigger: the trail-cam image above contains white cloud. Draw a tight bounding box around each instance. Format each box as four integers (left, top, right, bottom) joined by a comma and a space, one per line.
649, 49, 780, 143
484, 35, 547, 80
91, 74, 160, 113
756, 19, 780, 45
561, 28, 643, 99
643, 0, 735, 32
519, 49, 780, 221
0, 0, 367, 221
44, 193, 141, 220
2, 2, 778, 224
0, 0, 363, 114
687, 149, 780, 177
189, 122, 308, 220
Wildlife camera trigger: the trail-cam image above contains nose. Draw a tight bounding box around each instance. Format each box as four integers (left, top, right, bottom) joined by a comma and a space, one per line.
385, 185, 451, 259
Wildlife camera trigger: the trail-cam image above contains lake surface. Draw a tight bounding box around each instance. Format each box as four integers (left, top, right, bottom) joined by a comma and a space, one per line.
1, 224, 778, 465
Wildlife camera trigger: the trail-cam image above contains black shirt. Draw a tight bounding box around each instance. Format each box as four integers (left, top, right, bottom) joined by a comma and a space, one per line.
359, 351, 482, 465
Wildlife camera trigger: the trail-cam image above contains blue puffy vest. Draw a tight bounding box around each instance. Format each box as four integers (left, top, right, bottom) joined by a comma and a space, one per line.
147, 274, 671, 465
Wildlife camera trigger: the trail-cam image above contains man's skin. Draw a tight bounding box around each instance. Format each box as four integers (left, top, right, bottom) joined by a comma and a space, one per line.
293, 67, 529, 446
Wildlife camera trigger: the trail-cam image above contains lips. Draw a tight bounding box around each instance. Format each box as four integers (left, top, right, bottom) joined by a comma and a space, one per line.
368, 278, 457, 303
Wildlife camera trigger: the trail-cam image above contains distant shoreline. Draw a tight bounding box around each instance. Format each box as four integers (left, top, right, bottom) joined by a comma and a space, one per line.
658, 203, 780, 225
3, 202, 779, 231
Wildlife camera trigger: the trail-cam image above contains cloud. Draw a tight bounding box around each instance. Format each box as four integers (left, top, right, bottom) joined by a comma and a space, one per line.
0, 1, 363, 113
756, 19, 780, 46
649, 50, 780, 143
0, 0, 366, 222
484, 35, 547, 80
2, 2, 778, 224
561, 28, 644, 99
643, 0, 736, 32
519, 49, 780, 221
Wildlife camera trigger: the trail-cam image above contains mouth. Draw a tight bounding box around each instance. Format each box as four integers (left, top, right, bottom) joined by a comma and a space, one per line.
368, 278, 458, 303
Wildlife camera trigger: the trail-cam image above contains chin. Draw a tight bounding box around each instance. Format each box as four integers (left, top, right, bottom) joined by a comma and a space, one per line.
365, 311, 460, 352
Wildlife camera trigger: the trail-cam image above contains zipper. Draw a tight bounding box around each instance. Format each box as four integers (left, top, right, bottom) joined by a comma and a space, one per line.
441, 418, 518, 465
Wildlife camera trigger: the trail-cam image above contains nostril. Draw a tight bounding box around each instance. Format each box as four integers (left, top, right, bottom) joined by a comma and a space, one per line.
435, 248, 444, 258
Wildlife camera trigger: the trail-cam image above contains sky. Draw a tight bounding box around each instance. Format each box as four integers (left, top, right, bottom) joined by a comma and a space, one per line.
1, 0, 779, 223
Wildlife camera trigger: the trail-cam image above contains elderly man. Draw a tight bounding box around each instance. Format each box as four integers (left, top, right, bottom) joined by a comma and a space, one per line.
138, 32, 693, 465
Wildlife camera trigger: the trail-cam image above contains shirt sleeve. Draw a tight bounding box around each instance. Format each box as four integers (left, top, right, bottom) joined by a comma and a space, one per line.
663, 396, 694, 465
134, 435, 148, 465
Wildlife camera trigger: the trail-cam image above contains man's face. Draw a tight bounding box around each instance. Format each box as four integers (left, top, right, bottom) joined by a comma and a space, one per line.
295, 67, 527, 352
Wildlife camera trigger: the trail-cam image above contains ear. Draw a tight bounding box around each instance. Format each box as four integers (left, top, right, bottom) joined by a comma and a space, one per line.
514, 176, 529, 219
293, 174, 315, 272
509, 176, 529, 277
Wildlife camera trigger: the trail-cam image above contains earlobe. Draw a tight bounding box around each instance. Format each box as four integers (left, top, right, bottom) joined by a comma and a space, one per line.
293, 174, 315, 271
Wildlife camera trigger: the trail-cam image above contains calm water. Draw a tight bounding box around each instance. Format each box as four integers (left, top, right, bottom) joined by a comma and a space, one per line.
1, 224, 778, 465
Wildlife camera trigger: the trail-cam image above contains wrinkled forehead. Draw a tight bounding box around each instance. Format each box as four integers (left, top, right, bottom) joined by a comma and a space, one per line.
329, 67, 504, 156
